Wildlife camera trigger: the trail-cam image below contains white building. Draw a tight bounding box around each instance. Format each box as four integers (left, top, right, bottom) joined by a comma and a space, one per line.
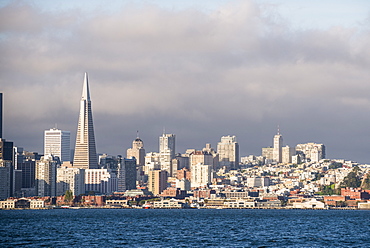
217, 135, 239, 170
35, 155, 57, 197
282, 145, 295, 164
295, 143, 325, 162
57, 166, 85, 196
85, 169, 117, 195
44, 128, 70, 162
159, 133, 176, 175
273, 132, 283, 163
191, 163, 212, 188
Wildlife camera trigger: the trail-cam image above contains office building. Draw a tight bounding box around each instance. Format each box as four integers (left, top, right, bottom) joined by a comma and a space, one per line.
35, 155, 57, 197
44, 128, 71, 162
159, 133, 175, 175
117, 157, 137, 192
0, 92, 2, 139
217, 135, 239, 170
0, 138, 13, 199
282, 145, 295, 164
73, 73, 98, 169
127, 135, 145, 167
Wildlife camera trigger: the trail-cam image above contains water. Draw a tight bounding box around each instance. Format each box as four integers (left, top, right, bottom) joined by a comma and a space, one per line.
1, 209, 370, 247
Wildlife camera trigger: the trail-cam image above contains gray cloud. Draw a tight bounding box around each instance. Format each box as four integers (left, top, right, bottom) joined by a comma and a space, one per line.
1, 1, 370, 163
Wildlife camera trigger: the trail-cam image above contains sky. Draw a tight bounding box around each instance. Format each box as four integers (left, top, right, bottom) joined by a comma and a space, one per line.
1, 0, 370, 163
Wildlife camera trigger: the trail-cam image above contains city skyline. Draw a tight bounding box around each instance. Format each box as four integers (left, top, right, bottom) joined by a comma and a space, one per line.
1, 1, 370, 163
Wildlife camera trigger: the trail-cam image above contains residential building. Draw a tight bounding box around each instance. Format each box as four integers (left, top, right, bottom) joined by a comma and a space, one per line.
73, 73, 98, 169
57, 165, 85, 196
295, 143, 325, 162
191, 163, 212, 188
282, 145, 295, 164
217, 135, 239, 170
148, 170, 168, 195
44, 128, 71, 163
85, 169, 117, 195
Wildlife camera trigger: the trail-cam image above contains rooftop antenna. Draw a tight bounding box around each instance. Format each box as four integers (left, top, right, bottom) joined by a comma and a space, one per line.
163, 126, 166, 135
136, 130, 139, 138
277, 125, 280, 135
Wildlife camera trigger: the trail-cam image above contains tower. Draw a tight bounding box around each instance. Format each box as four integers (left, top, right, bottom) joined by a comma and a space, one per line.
273, 128, 283, 164
44, 128, 71, 163
73, 73, 98, 169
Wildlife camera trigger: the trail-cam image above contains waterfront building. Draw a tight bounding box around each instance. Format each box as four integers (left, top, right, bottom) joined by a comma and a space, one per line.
217, 135, 239, 170
148, 169, 168, 195
273, 131, 283, 164
44, 128, 71, 163
73, 73, 98, 169
295, 143, 325, 162
35, 155, 57, 197
57, 165, 85, 196
85, 169, 117, 195
117, 157, 137, 192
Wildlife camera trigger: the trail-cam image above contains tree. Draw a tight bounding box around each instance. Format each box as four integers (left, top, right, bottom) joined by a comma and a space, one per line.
64, 190, 74, 202
361, 173, 370, 190
340, 167, 362, 188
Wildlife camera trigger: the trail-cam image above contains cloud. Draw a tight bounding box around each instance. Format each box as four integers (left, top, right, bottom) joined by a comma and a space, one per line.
1, 0, 370, 163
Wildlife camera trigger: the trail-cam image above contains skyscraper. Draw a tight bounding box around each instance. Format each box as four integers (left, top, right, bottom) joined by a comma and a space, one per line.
35, 155, 57, 197
73, 73, 98, 169
159, 133, 175, 174
44, 128, 71, 163
273, 130, 283, 164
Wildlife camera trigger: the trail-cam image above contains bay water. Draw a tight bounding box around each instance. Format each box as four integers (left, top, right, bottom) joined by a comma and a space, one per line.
1, 209, 369, 247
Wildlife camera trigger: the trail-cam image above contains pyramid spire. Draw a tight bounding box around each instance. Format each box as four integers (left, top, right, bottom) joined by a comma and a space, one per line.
82, 72, 90, 101
73, 73, 98, 169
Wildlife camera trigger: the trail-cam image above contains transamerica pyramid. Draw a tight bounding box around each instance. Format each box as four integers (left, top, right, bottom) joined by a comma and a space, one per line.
73, 72, 98, 169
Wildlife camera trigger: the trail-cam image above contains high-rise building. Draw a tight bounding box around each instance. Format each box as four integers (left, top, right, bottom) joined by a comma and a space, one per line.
127, 135, 145, 167
44, 128, 71, 163
0, 138, 13, 199
35, 155, 57, 197
273, 131, 283, 164
217, 135, 239, 170
117, 157, 137, 192
73, 73, 98, 169
190, 163, 212, 188
282, 145, 295, 164
148, 170, 168, 195
57, 165, 85, 196
159, 133, 175, 175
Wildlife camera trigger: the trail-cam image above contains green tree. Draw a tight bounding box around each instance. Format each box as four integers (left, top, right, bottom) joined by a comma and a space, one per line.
361, 173, 370, 190
340, 166, 362, 188
64, 190, 74, 202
